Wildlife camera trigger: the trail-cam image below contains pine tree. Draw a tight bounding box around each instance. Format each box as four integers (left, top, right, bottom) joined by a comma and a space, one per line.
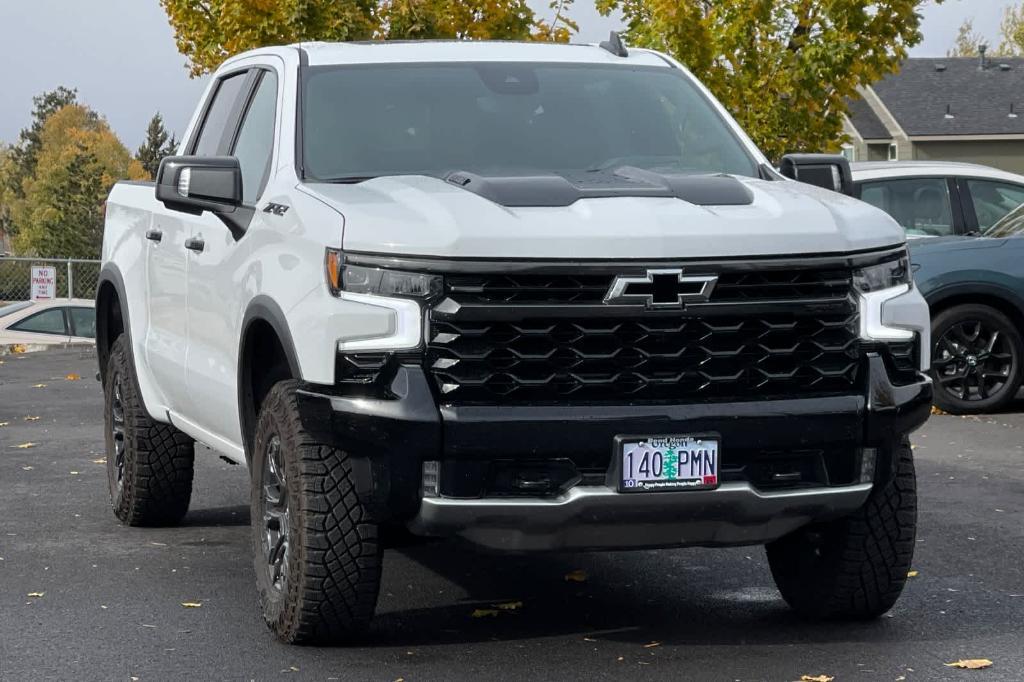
136, 113, 177, 180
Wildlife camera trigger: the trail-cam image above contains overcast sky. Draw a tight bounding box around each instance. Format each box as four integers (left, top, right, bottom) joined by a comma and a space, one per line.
0, 0, 1016, 150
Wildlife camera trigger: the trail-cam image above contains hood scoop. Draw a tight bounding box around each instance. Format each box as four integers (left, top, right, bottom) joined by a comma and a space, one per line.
443, 167, 754, 208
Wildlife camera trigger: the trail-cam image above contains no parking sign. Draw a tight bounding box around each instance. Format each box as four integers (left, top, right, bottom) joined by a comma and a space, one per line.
30, 266, 56, 300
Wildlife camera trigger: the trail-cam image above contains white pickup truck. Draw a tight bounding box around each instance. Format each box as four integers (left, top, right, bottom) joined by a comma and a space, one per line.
98, 38, 932, 644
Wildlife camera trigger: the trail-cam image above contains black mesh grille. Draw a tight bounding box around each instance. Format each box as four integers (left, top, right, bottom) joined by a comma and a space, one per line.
428, 264, 863, 404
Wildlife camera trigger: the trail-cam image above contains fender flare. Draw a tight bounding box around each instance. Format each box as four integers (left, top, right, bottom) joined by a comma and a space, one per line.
924, 281, 1024, 321
95, 263, 133, 386
237, 295, 303, 459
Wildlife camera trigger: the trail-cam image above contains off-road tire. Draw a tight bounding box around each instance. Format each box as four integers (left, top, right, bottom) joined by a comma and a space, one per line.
251, 380, 383, 645
766, 440, 917, 619
930, 304, 1023, 415
103, 335, 195, 526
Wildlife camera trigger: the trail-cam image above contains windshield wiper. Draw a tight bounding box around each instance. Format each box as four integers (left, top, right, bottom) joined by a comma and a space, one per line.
317, 175, 379, 184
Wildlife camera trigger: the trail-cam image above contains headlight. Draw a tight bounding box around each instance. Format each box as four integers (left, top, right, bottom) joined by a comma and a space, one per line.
325, 250, 442, 299
854, 255, 910, 293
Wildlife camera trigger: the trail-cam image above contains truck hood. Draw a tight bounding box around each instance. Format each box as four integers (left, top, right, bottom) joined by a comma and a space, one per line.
302, 174, 905, 259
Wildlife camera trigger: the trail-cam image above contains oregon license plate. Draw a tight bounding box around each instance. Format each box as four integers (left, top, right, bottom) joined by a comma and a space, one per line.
618, 435, 720, 492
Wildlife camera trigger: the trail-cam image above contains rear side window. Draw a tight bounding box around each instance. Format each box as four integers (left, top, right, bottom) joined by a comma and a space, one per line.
192, 72, 249, 156
859, 177, 955, 237
69, 307, 96, 339
232, 71, 279, 204
966, 179, 1024, 231
9, 308, 68, 335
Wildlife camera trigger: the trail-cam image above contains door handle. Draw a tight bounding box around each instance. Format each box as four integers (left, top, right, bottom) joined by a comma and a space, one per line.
145, 229, 163, 243
184, 237, 205, 253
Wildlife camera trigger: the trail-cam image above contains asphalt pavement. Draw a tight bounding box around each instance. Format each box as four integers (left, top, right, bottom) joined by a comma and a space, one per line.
1, 348, 1022, 681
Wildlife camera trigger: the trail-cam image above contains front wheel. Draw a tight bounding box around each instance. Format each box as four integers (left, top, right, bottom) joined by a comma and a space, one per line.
766, 440, 917, 619
251, 381, 383, 644
930, 304, 1023, 414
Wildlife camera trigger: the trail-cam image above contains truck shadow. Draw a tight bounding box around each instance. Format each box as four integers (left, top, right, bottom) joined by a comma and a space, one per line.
365, 539, 988, 650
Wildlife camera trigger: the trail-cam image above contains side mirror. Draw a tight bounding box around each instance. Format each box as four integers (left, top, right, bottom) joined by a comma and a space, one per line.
156, 156, 251, 237
779, 153, 854, 197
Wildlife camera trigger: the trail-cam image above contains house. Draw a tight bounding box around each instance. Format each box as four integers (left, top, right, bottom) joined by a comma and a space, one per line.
844, 52, 1024, 174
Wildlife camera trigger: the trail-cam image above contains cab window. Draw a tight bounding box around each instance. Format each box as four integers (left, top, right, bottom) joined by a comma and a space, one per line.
232, 70, 278, 204
69, 307, 96, 339
9, 308, 68, 335
191, 71, 249, 156
859, 177, 955, 237
966, 179, 1024, 231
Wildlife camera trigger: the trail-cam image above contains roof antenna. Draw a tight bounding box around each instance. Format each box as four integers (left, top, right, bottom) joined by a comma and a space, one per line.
600, 31, 629, 58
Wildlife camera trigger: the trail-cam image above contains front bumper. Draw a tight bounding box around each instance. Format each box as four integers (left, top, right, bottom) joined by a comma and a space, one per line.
298, 353, 931, 552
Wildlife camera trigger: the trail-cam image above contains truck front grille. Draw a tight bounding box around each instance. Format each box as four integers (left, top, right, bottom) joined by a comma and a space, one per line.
427, 263, 862, 404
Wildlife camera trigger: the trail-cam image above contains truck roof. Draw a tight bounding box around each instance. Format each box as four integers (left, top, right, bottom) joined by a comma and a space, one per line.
289, 40, 672, 68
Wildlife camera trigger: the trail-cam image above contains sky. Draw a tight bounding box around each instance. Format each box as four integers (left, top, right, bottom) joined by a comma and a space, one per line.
0, 0, 1017, 150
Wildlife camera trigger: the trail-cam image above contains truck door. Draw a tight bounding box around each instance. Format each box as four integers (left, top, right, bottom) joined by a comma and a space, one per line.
147, 69, 251, 415
186, 67, 279, 446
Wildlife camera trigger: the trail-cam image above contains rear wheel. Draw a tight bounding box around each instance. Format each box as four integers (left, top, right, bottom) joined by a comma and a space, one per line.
252, 381, 383, 644
103, 335, 195, 526
931, 304, 1023, 414
766, 440, 917, 619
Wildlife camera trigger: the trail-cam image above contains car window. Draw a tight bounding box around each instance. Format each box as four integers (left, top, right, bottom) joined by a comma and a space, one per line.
859, 177, 955, 237
69, 307, 96, 339
8, 308, 67, 336
232, 70, 278, 204
192, 71, 249, 156
966, 179, 1024, 231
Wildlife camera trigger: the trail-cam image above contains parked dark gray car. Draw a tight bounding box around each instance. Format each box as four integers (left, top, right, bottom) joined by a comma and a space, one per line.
910, 209, 1024, 413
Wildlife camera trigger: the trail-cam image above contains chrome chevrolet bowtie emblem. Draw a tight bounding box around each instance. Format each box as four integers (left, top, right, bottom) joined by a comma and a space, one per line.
604, 269, 718, 308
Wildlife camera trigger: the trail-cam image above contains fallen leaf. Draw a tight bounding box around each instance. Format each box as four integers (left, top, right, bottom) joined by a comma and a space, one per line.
907, 570, 919, 578
495, 601, 523, 611
644, 641, 661, 648
946, 659, 993, 670
471, 608, 500, 618
32, 383, 47, 389
92, 458, 106, 464
13, 442, 37, 449
12, 344, 27, 354
22, 466, 33, 471
800, 676, 834, 682
565, 569, 588, 583
0, 422, 8, 427
65, 373, 81, 381
180, 602, 202, 608
69, 471, 80, 475
24, 416, 40, 421
616, 657, 624, 662
930, 405, 948, 415
27, 592, 45, 598
583, 636, 598, 642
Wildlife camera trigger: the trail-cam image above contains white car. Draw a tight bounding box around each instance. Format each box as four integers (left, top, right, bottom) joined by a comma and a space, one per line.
0, 299, 96, 346
851, 161, 1024, 237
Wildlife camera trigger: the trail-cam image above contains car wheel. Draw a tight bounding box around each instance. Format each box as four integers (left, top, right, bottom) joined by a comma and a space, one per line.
930, 304, 1023, 414
766, 439, 917, 619
251, 380, 383, 644
103, 335, 195, 526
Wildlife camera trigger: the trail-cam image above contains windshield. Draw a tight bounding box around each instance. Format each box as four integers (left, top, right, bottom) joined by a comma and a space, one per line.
301, 62, 758, 182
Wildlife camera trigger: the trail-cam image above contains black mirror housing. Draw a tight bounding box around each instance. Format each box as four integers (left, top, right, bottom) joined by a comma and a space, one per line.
156, 156, 243, 216
779, 154, 854, 197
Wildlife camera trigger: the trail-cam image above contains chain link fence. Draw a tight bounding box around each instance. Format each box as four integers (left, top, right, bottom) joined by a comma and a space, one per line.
0, 257, 101, 303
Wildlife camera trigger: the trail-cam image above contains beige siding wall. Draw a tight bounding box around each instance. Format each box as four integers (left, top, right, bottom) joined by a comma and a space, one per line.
912, 141, 1024, 174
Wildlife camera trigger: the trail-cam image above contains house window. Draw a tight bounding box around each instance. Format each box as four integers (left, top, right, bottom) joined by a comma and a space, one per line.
888, 143, 898, 161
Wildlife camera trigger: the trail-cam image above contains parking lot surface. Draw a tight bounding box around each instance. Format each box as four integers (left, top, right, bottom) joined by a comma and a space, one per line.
1, 348, 1023, 681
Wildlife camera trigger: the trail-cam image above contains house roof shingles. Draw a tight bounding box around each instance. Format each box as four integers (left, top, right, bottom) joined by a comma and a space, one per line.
846, 96, 891, 140
849, 57, 1024, 138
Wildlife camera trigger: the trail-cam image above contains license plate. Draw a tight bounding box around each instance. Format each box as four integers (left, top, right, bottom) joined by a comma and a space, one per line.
618, 435, 720, 492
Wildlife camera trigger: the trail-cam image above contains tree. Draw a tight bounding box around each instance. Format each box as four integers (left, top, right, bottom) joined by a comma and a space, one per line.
595, 0, 937, 161
136, 113, 178, 180
0, 87, 79, 240
159, 0, 572, 77
948, 18, 987, 57
12, 105, 147, 258
998, 5, 1024, 56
